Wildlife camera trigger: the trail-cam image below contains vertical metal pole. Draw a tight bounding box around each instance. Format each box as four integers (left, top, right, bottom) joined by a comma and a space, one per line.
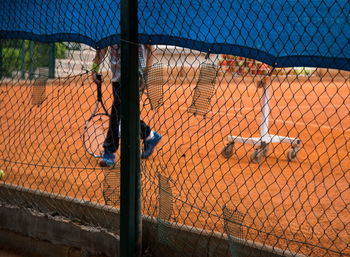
48, 43, 55, 79
29, 41, 34, 80
120, 0, 141, 257
21, 40, 26, 79
0, 39, 3, 79
260, 83, 269, 137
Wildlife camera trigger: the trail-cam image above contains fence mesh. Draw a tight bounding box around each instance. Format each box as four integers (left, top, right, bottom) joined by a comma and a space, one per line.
0, 1, 349, 257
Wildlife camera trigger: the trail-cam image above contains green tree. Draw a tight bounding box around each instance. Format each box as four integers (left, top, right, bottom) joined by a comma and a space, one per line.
1, 40, 67, 78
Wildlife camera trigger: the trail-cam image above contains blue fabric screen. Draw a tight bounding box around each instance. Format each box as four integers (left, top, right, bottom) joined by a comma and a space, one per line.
0, 0, 349, 70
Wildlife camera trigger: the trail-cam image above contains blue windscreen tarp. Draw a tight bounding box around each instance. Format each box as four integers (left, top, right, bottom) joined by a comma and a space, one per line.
0, 0, 349, 70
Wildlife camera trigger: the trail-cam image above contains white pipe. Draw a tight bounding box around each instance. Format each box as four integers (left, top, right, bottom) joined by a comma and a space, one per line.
260, 83, 270, 137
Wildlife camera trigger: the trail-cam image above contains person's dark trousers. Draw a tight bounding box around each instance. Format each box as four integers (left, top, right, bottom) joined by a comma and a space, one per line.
140, 120, 151, 141
103, 82, 151, 153
103, 82, 121, 153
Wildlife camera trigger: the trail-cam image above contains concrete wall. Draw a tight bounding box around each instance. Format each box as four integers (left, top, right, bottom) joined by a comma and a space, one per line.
0, 203, 118, 257
0, 183, 306, 257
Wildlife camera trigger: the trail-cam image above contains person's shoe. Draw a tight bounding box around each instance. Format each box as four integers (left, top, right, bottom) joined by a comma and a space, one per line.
99, 151, 116, 167
141, 132, 162, 159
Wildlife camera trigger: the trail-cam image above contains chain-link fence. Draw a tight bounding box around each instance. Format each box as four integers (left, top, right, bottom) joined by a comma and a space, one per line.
0, 1, 349, 257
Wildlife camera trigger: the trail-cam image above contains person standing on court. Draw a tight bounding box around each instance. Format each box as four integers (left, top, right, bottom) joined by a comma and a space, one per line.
91, 44, 162, 167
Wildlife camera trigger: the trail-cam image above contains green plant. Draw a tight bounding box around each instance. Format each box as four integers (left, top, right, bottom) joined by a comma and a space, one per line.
55, 43, 67, 59
1, 40, 67, 78
2, 47, 21, 77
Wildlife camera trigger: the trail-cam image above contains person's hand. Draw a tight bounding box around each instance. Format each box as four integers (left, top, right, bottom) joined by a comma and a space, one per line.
92, 72, 102, 84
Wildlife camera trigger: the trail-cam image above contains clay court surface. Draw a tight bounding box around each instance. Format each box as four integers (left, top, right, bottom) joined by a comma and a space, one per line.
0, 74, 349, 256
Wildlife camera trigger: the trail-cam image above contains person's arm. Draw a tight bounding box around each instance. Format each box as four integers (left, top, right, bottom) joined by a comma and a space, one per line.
92, 48, 108, 83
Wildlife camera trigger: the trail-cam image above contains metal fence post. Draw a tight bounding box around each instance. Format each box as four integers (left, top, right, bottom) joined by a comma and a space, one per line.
120, 0, 141, 257
29, 41, 34, 80
21, 40, 26, 79
0, 39, 3, 79
48, 43, 55, 79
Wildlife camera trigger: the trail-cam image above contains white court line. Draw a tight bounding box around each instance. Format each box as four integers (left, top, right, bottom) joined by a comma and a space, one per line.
211, 106, 349, 131
233, 113, 348, 132
221, 94, 350, 111
166, 104, 349, 132
160, 87, 350, 131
